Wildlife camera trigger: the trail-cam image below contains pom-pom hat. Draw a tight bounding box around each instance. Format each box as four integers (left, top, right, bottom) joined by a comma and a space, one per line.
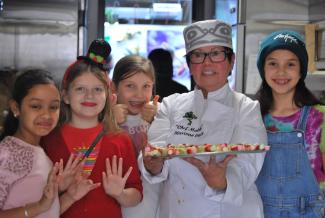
183, 19, 233, 54
256, 30, 308, 80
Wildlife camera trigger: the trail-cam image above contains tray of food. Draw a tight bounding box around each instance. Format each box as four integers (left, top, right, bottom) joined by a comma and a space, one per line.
144, 143, 270, 158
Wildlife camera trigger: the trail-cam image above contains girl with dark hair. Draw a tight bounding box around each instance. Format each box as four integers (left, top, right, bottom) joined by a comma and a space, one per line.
0, 69, 54, 140
255, 30, 325, 217
42, 40, 143, 218
0, 69, 98, 218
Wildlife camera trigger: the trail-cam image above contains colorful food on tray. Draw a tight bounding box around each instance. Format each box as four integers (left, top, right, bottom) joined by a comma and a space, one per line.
144, 143, 270, 157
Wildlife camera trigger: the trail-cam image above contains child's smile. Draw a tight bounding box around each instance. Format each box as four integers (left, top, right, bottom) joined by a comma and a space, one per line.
116, 72, 154, 115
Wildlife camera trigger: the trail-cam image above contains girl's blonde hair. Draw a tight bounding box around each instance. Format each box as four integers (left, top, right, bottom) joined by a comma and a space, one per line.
60, 60, 119, 133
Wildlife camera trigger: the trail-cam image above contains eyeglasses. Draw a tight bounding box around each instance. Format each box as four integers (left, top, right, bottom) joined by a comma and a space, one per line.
188, 49, 229, 64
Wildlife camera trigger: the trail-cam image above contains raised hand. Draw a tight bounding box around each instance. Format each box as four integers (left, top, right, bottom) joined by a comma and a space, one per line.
58, 154, 84, 192
183, 155, 235, 190
111, 94, 129, 124
65, 177, 101, 202
102, 156, 133, 198
38, 162, 61, 213
141, 95, 159, 123
59, 167, 100, 214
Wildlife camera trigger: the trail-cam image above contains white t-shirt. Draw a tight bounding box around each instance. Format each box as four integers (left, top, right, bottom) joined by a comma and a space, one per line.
120, 114, 150, 156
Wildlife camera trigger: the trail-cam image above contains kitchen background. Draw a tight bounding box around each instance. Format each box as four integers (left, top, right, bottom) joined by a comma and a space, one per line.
1, 0, 325, 129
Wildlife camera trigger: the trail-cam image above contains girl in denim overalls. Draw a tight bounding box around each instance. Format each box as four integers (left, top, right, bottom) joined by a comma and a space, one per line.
255, 30, 325, 217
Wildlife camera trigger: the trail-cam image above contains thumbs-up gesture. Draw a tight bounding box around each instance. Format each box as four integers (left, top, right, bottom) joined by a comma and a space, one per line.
141, 95, 159, 123
111, 93, 129, 125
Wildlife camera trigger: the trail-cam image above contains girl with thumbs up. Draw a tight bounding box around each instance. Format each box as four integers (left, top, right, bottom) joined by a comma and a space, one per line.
112, 55, 158, 157
111, 55, 160, 218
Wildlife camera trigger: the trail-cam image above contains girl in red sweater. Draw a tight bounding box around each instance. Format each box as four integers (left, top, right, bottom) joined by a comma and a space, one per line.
42, 39, 143, 218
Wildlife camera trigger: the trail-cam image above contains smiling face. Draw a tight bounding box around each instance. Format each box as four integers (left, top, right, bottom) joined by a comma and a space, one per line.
11, 84, 60, 144
63, 72, 107, 127
264, 49, 301, 98
115, 72, 154, 115
189, 45, 234, 97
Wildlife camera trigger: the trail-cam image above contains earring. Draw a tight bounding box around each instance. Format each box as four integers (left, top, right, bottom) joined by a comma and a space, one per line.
13, 113, 17, 118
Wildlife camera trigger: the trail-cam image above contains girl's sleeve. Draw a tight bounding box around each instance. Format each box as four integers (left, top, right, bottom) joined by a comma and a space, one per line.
0, 145, 33, 208
0, 157, 11, 209
315, 105, 325, 152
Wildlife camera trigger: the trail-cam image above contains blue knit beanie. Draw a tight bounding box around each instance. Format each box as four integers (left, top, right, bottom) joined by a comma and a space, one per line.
256, 30, 308, 80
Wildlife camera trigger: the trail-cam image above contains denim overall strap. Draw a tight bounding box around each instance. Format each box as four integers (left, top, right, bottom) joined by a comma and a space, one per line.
296, 106, 311, 134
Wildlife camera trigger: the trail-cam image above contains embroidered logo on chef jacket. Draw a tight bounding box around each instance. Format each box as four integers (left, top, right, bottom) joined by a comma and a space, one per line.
174, 123, 205, 138
183, 111, 197, 125
169, 100, 236, 144
171, 111, 206, 140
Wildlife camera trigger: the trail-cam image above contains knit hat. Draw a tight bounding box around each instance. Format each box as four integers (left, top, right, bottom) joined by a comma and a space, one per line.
183, 19, 232, 54
77, 39, 111, 71
256, 30, 308, 80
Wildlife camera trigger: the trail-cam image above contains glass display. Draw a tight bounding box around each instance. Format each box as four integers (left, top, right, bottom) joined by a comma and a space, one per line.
104, 23, 190, 89
215, 0, 239, 90
104, 0, 192, 89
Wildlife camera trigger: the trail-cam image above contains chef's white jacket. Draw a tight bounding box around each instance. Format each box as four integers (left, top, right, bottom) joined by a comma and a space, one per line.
139, 84, 267, 218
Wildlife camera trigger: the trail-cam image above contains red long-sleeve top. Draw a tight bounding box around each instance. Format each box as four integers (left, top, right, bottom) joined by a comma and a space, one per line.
42, 124, 143, 218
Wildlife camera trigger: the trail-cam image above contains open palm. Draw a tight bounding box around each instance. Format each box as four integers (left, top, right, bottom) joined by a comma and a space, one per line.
38, 162, 60, 213
58, 154, 84, 192
102, 156, 132, 198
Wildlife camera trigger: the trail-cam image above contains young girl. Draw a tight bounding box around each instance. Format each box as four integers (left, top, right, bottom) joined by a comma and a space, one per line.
42, 39, 143, 218
0, 69, 98, 218
255, 30, 325, 217
111, 55, 160, 218
112, 55, 158, 155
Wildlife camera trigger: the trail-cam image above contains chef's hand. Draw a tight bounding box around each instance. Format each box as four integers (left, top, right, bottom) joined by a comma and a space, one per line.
183, 155, 235, 190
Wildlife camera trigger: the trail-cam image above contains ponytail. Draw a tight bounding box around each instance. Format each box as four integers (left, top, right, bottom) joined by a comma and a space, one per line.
0, 111, 18, 140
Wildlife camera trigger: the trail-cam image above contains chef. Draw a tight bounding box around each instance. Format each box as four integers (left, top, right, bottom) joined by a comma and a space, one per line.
140, 19, 267, 218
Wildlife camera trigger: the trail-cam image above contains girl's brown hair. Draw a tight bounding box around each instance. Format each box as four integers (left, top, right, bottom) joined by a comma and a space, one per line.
112, 55, 155, 91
